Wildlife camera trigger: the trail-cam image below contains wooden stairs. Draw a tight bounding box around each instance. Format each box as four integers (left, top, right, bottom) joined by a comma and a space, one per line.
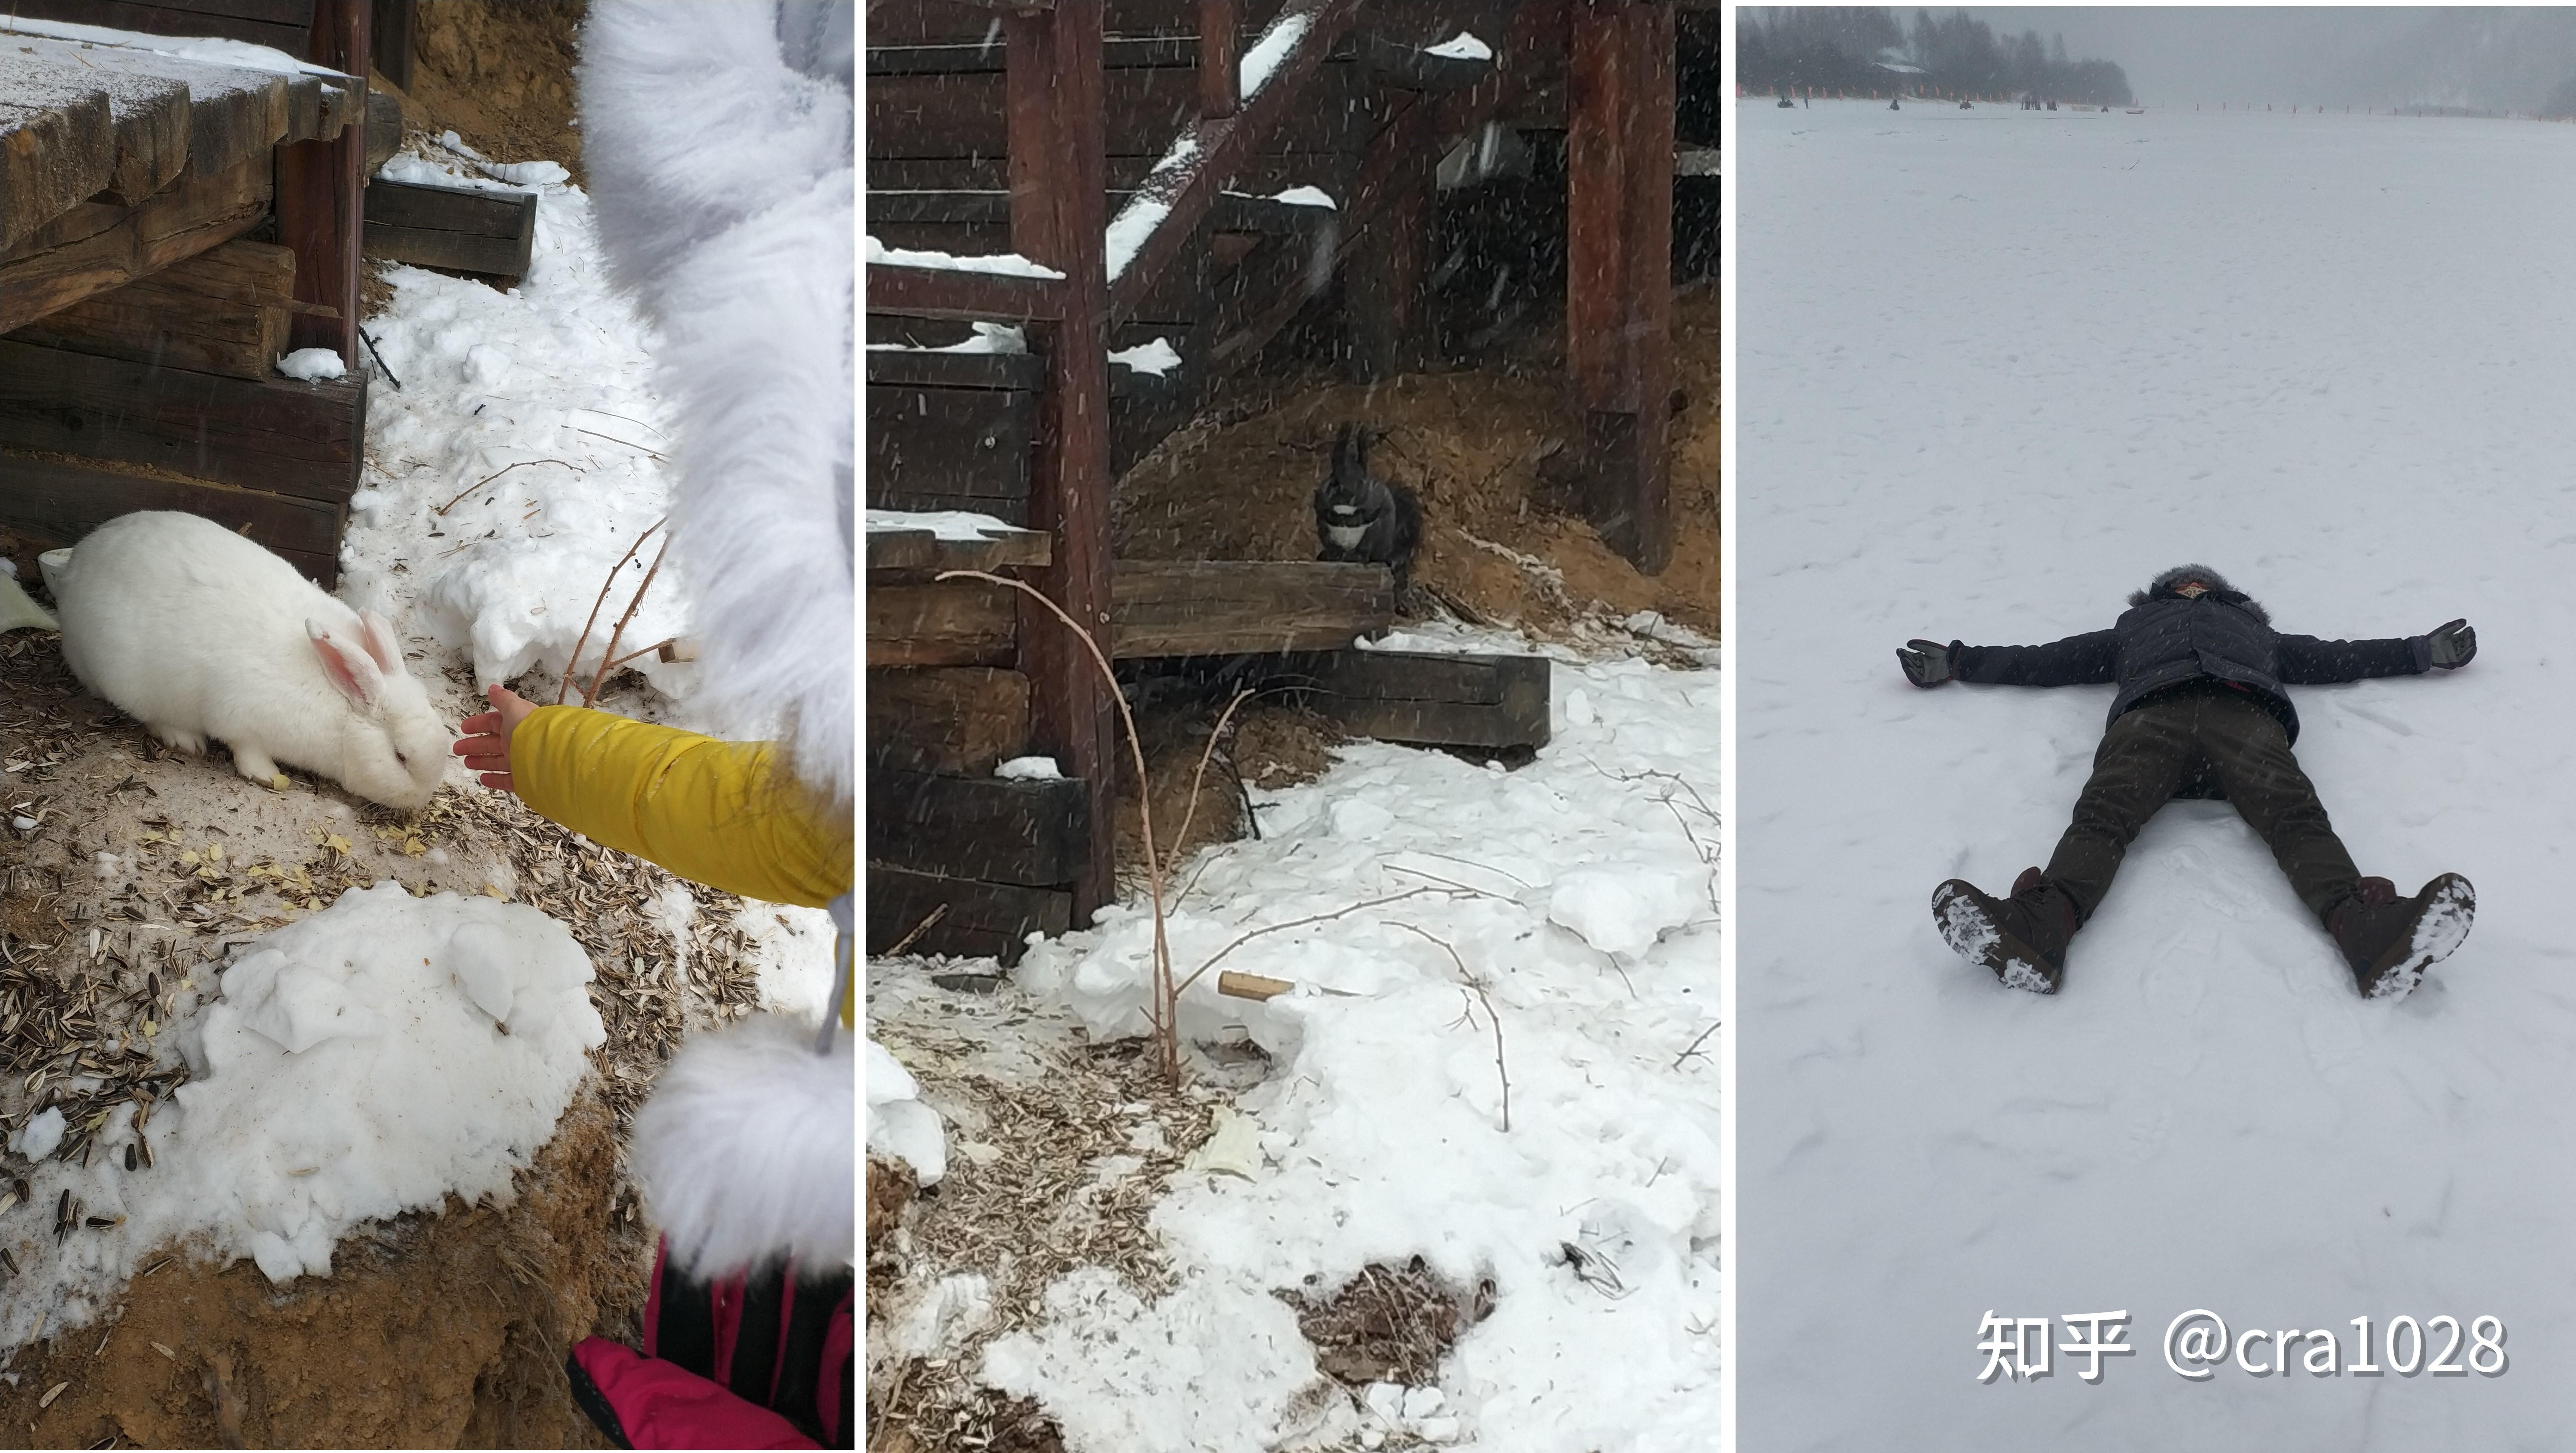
866, 0, 1681, 956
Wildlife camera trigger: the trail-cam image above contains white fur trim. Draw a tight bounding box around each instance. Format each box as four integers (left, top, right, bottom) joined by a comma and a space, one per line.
631, 1013, 856, 1276
579, 2, 856, 809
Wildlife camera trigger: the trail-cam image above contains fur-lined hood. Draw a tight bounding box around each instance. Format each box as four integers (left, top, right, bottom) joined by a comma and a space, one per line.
2128, 563, 2269, 624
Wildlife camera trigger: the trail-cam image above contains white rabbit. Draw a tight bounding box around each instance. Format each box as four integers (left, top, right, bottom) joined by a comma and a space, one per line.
53, 511, 452, 811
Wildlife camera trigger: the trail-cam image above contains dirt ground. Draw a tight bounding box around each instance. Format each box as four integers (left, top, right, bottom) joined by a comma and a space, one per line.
395, 2, 590, 184
1114, 284, 1722, 643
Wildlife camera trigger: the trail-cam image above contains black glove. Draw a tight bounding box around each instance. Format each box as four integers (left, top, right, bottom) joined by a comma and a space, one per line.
2427, 618, 2475, 669
1897, 639, 1957, 687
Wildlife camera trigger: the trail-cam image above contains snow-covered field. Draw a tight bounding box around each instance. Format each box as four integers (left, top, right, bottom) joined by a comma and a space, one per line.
876, 630, 1720, 1451
1737, 101, 2576, 1445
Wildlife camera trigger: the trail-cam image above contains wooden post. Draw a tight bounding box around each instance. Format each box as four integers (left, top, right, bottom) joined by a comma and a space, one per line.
371, 0, 416, 92
1006, 0, 1118, 923
1565, 0, 1674, 575
278, 0, 369, 368
1344, 124, 1434, 383
1199, 0, 1239, 119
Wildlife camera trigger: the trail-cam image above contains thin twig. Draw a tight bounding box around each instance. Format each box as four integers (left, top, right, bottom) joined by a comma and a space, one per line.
1382, 863, 1517, 902
436, 458, 580, 516
583, 536, 671, 707
881, 905, 949, 959
358, 327, 402, 389
1390, 922, 1510, 1132
1165, 689, 1257, 915
559, 520, 663, 706
1671, 1020, 1718, 1070
939, 570, 1177, 1079
577, 427, 666, 460
1174, 887, 1442, 997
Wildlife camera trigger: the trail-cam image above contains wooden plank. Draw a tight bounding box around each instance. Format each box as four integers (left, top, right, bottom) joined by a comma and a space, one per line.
0, 153, 271, 333
865, 527, 1052, 572
8, 237, 295, 380
1564, 0, 1673, 573
0, 450, 343, 584
1105, 0, 1366, 326
0, 90, 115, 253
867, 57, 1378, 160
1007, 0, 1119, 922
362, 218, 531, 279
2, 37, 299, 182
867, 383, 1035, 509
866, 262, 1064, 321
0, 337, 364, 502
370, 0, 415, 92
282, 0, 366, 365
363, 176, 535, 233
867, 768, 1091, 885
1110, 559, 1392, 657
0, 2, 313, 54
868, 666, 1032, 776
867, 864, 1071, 967
866, 346, 1046, 392
866, 574, 1019, 668
1299, 648, 1551, 749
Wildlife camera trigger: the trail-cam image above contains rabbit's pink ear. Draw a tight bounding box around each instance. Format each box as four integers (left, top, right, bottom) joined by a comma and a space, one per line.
309, 621, 384, 709
356, 611, 403, 675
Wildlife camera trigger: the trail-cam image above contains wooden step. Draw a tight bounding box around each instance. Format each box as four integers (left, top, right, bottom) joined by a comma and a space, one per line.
363, 178, 538, 282
868, 768, 1092, 886
8, 237, 298, 381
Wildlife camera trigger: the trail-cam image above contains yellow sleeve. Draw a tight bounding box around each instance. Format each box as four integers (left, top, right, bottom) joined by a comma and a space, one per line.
512, 706, 853, 910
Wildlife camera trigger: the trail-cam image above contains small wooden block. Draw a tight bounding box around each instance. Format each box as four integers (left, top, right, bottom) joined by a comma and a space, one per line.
866, 767, 1090, 887
866, 572, 1018, 668
362, 178, 537, 281
867, 864, 1071, 967
867, 667, 1031, 777
1300, 649, 1552, 750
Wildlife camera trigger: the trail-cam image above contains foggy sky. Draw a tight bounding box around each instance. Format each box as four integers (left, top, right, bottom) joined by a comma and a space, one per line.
1959, 8, 2576, 112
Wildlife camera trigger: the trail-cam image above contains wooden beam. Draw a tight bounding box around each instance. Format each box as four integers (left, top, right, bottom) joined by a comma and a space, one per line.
865, 527, 1053, 573
281, 0, 367, 366
865, 382, 1035, 523
0, 154, 271, 334
0, 450, 343, 586
1198, 0, 1239, 119
0, 336, 365, 502
1565, 0, 1673, 573
6, 237, 294, 380
1342, 126, 1434, 382
1110, 559, 1392, 658
1105, 0, 1364, 325
1298, 648, 1551, 749
867, 864, 1071, 967
867, 768, 1092, 886
364, 177, 537, 280
866, 573, 1019, 668
866, 262, 1065, 321
371, 0, 416, 92
1006, 0, 1118, 923
0, 1, 315, 54
867, 667, 1032, 777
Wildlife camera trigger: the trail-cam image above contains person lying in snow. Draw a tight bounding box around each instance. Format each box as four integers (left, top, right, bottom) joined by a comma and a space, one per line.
1897, 564, 2477, 1000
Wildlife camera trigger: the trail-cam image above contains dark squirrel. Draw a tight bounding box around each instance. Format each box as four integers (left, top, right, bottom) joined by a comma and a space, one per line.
1312, 424, 1422, 588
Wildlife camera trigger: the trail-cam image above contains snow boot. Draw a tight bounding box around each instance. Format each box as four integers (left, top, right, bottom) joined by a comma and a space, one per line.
2328, 873, 2475, 1000
1932, 867, 2078, 994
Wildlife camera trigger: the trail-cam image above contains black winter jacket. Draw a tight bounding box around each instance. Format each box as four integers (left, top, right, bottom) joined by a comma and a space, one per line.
1947, 565, 2433, 745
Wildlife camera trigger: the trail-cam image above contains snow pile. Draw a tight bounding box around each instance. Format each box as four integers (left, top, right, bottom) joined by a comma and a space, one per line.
1108, 337, 1182, 377
341, 147, 697, 700
866, 236, 1065, 279
867, 1037, 947, 1184
1266, 185, 1337, 209
985, 636, 1720, 1452
867, 320, 1026, 355
1239, 11, 1312, 97
865, 508, 1023, 540
275, 347, 347, 381
1425, 32, 1493, 62
1739, 100, 2576, 1445
0, 885, 603, 1353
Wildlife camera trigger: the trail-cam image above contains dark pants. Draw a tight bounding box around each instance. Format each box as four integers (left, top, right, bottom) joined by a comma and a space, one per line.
2045, 688, 2360, 925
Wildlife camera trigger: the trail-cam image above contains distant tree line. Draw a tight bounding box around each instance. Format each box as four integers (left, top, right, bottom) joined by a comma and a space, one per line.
1739, 8, 2135, 107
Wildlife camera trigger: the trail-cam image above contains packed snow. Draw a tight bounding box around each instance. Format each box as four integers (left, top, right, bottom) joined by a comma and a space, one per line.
866, 236, 1066, 280
1738, 100, 2576, 1445
1424, 32, 1494, 62
867, 320, 1027, 355
1239, 11, 1312, 98
865, 509, 1024, 541
275, 347, 347, 381
0, 886, 604, 1352
1266, 185, 1338, 209
1108, 337, 1183, 378
888, 632, 1720, 1451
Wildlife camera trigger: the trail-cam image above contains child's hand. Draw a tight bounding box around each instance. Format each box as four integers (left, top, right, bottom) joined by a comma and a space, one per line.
454, 685, 539, 793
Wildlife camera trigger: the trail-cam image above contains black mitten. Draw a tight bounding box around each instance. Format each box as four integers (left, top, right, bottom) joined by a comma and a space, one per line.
2426, 619, 2476, 669
1897, 639, 1957, 687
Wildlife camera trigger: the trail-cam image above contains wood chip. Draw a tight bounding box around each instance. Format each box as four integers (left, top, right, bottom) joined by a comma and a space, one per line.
38, 1382, 67, 1409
